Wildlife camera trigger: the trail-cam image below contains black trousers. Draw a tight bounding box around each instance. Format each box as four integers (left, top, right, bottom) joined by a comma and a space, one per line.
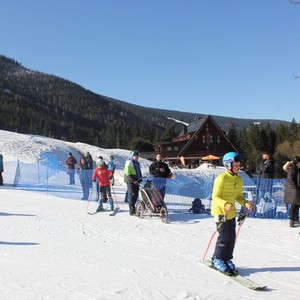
127, 183, 139, 214
213, 217, 236, 261
290, 204, 300, 221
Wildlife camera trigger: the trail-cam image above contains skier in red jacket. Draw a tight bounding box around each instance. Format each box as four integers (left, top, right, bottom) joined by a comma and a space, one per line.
92, 161, 114, 212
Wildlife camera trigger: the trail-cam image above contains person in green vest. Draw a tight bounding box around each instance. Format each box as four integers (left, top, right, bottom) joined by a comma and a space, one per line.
124, 151, 142, 215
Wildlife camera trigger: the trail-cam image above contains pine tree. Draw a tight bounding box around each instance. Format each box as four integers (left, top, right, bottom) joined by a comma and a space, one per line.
227, 121, 239, 149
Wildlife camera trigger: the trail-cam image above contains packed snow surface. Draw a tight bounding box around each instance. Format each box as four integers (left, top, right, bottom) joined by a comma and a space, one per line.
0, 130, 300, 300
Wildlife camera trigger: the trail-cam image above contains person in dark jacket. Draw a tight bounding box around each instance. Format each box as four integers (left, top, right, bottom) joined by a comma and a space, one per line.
84, 152, 94, 188
77, 157, 90, 200
124, 151, 142, 215
66, 152, 77, 185
256, 151, 276, 199
283, 156, 300, 228
85, 152, 94, 170
149, 153, 172, 199
257, 152, 276, 179
0, 153, 3, 186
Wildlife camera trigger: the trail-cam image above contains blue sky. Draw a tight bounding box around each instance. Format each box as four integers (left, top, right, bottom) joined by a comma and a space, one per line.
1, 0, 300, 122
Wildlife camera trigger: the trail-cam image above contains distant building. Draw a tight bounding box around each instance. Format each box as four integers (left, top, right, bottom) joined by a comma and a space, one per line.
155, 115, 238, 168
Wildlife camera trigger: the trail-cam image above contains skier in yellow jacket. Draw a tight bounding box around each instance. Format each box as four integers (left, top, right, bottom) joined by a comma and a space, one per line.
211, 152, 252, 275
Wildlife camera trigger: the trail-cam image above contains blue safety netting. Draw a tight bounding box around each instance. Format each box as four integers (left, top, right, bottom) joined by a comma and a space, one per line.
12, 153, 291, 219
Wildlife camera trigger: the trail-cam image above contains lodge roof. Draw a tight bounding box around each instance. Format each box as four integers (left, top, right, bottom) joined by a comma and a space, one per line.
178, 115, 209, 136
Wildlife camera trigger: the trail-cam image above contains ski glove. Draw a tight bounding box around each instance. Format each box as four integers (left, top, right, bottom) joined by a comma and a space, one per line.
218, 215, 226, 222
237, 212, 246, 226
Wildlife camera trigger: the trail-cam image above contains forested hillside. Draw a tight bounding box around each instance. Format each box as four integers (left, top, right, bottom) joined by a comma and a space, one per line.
1, 54, 299, 176
1, 54, 291, 149
0, 55, 182, 149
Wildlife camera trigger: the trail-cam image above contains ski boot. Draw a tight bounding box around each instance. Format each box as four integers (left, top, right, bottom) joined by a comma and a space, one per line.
226, 260, 238, 276
213, 258, 229, 273
109, 198, 114, 211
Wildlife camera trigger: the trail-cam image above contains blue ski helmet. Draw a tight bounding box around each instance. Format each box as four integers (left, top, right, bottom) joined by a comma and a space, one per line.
222, 152, 241, 167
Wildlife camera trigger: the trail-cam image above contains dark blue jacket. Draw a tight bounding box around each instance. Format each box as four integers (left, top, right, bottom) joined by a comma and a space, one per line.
0, 154, 3, 172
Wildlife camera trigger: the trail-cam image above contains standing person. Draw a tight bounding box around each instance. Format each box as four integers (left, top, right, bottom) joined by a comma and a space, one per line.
77, 157, 90, 200
85, 152, 94, 170
283, 160, 293, 216
149, 153, 172, 199
283, 156, 300, 228
211, 152, 252, 275
85, 152, 94, 189
92, 160, 114, 212
107, 155, 116, 186
94, 156, 105, 201
0, 153, 3, 186
256, 151, 275, 199
65, 152, 77, 185
124, 151, 142, 215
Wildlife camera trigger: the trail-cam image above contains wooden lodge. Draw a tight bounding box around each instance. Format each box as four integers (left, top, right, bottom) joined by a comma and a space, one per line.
155, 115, 238, 168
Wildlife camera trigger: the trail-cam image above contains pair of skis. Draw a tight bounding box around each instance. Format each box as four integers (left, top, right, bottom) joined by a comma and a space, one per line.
200, 260, 267, 290
86, 183, 120, 217
200, 211, 267, 291
88, 207, 119, 216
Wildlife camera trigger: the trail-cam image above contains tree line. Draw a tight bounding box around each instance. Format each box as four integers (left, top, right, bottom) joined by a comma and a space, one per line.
227, 120, 299, 178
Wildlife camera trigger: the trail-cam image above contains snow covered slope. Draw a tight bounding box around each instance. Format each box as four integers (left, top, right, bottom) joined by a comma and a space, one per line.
1, 130, 300, 299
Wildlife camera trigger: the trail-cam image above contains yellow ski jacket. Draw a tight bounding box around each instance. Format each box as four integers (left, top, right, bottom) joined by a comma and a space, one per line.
211, 170, 247, 220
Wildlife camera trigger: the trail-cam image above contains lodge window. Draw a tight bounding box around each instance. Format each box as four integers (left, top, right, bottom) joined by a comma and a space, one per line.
202, 135, 205, 143
167, 146, 172, 151
174, 146, 179, 151
210, 135, 213, 143
217, 135, 220, 143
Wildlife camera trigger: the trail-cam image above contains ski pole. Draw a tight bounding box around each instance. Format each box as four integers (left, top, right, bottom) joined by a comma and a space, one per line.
235, 209, 250, 242
201, 215, 226, 262
235, 220, 244, 242
86, 182, 94, 212
111, 184, 120, 209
